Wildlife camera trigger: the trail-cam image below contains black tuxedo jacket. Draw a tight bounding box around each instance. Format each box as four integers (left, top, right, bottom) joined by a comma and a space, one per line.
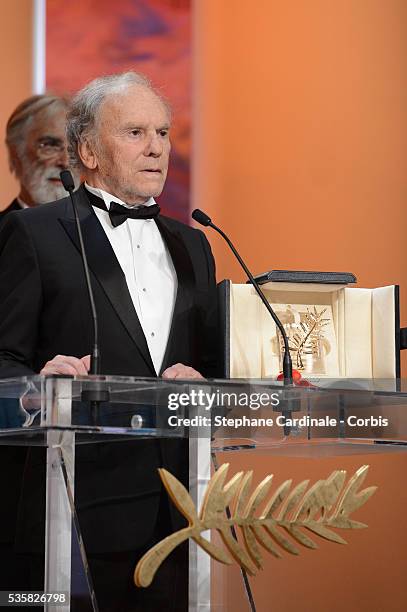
0, 185, 218, 553
0, 199, 25, 549
0, 199, 21, 226
0, 185, 217, 378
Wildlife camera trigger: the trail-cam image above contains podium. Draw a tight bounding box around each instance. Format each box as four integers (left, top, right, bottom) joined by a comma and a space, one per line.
1, 375, 407, 611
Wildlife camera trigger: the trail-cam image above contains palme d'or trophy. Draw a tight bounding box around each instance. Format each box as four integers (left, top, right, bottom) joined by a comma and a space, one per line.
134, 463, 377, 588
273, 304, 335, 376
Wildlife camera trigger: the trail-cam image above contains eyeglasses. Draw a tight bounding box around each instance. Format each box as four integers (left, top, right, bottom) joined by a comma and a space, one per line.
36, 139, 66, 160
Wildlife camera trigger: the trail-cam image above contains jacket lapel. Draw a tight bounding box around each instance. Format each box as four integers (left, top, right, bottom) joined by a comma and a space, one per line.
155, 216, 195, 374
58, 185, 156, 375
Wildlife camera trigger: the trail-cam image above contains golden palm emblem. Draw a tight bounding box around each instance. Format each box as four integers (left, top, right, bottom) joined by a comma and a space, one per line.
134, 463, 376, 587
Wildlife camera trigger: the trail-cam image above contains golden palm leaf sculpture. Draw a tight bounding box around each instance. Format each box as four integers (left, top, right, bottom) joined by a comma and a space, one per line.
134, 463, 376, 587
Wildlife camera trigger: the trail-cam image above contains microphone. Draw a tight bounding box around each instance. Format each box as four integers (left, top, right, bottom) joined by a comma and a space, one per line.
60, 171, 100, 376
192, 209, 211, 227
192, 208, 293, 385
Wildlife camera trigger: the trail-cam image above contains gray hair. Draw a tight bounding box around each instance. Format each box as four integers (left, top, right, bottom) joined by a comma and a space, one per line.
67, 71, 171, 169
6, 94, 69, 168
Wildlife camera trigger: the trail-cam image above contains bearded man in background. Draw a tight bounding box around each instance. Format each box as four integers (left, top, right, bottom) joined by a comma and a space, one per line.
1, 93, 79, 222
0, 93, 79, 591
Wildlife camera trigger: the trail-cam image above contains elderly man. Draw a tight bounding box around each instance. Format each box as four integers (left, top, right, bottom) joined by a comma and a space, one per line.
0, 93, 78, 595
1, 94, 78, 222
0, 72, 217, 610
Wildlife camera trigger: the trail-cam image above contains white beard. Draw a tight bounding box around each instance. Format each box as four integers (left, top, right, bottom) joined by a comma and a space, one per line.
20, 162, 78, 205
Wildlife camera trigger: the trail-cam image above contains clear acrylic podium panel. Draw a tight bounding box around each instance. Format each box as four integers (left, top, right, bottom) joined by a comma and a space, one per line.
209, 380, 407, 612
0, 375, 407, 612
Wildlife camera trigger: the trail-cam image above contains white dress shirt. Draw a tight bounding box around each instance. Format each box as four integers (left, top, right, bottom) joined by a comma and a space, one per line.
85, 183, 177, 374
16, 197, 29, 209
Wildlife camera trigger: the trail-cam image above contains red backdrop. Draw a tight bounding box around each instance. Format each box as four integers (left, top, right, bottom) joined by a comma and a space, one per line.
46, 0, 191, 222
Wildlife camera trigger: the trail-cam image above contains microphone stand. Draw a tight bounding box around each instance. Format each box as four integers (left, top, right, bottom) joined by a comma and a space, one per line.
192, 209, 299, 435
60, 171, 109, 421
192, 209, 292, 383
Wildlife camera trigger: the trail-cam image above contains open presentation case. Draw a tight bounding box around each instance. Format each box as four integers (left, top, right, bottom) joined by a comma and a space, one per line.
218, 271, 403, 380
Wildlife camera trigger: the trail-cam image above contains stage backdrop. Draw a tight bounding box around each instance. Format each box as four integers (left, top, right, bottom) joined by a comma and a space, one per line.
46, 0, 191, 223
193, 0, 407, 375
0, 0, 33, 209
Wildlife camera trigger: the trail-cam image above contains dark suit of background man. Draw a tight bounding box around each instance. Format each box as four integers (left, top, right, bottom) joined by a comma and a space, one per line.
0, 72, 218, 611
0, 93, 80, 224
0, 94, 81, 595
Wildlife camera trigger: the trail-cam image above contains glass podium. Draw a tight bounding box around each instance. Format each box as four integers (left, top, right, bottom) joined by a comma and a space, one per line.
0, 375, 406, 611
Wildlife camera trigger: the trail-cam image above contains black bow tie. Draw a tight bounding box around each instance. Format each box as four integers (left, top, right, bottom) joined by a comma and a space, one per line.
86, 189, 160, 227
108, 201, 160, 227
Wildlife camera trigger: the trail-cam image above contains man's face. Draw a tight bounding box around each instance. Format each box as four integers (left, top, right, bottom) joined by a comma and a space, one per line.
13, 106, 73, 206
85, 85, 171, 204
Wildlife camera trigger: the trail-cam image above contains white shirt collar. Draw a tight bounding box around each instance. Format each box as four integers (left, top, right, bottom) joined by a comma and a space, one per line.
84, 182, 156, 211
16, 197, 29, 209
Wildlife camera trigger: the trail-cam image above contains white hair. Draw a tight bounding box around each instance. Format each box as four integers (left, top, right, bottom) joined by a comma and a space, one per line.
66, 71, 171, 169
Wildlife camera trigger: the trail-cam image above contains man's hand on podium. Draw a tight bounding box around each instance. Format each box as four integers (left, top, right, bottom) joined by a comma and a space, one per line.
39, 356, 203, 379
162, 363, 204, 379
39, 357, 203, 379
40, 354, 91, 376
